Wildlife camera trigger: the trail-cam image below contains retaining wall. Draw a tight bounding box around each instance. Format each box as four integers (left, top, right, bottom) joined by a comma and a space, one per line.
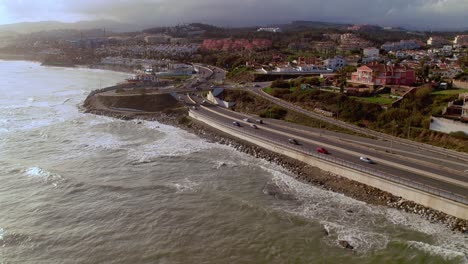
453, 80, 468, 89
430, 116, 468, 135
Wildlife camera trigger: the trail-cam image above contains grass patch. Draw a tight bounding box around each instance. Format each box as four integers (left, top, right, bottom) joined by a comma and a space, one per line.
350, 94, 396, 105
263, 87, 274, 94
431, 89, 468, 95
225, 89, 367, 137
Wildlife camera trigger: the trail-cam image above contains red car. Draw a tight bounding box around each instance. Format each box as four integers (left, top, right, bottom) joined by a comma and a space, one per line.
316, 147, 329, 154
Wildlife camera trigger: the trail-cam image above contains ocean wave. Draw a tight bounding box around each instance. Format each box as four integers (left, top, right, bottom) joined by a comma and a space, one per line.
321, 221, 390, 252
259, 161, 468, 258
213, 160, 238, 169
24, 167, 64, 186
170, 178, 199, 193
127, 124, 219, 161
407, 240, 467, 263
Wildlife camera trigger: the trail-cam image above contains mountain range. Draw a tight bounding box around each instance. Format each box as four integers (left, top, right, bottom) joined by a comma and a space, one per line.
0, 20, 141, 35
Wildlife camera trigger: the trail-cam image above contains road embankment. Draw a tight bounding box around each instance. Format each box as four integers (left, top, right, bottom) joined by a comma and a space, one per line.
82, 88, 187, 123
188, 110, 468, 232
81, 87, 467, 232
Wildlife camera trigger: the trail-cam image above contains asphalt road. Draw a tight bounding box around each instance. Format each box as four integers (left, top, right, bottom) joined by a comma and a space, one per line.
246, 86, 468, 162
186, 95, 468, 202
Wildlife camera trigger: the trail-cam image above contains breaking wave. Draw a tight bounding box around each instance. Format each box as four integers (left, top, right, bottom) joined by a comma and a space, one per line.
407, 240, 467, 263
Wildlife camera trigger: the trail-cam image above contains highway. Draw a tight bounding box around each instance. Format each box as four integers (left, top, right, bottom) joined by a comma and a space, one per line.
246, 86, 468, 162
185, 94, 468, 204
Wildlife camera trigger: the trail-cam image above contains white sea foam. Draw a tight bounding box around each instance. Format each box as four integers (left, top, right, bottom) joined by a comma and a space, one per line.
407, 241, 467, 263
171, 178, 199, 193
25, 167, 53, 178
24, 167, 64, 185
127, 121, 219, 162
321, 221, 390, 252
78, 132, 128, 151
258, 162, 468, 257
0, 227, 4, 240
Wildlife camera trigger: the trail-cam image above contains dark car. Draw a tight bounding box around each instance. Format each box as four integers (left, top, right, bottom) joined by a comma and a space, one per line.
316, 147, 329, 154
232, 121, 240, 127
288, 138, 299, 145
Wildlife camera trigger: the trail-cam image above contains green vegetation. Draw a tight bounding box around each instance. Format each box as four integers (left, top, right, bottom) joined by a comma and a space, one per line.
223, 89, 366, 137
350, 94, 396, 105
264, 84, 468, 152
226, 66, 254, 82
431, 89, 468, 95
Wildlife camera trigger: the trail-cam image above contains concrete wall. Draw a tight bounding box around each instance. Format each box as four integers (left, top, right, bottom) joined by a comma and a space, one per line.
430, 116, 468, 135
207, 92, 235, 108
189, 111, 468, 220
453, 80, 468, 89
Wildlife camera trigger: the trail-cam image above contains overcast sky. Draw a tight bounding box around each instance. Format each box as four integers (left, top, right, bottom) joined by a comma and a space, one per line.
0, 0, 467, 29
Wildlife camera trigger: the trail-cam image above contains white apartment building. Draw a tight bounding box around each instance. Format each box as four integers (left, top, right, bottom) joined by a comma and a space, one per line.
324, 56, 347, 71
363, 47, 379, 57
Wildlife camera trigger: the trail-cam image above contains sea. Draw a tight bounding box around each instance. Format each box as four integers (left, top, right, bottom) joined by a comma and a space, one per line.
0, 60, 466, 264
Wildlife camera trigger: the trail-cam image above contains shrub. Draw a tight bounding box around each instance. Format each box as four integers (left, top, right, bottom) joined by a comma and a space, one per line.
260, 106, 288, 119
449, 131, 468, 140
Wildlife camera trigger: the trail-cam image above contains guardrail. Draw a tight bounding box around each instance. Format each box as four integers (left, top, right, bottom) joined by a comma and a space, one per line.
254, 89, 468, 161
190, 109, 468, 205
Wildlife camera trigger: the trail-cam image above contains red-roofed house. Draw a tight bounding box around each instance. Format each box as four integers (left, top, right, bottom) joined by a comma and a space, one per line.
349, 62, 416, 87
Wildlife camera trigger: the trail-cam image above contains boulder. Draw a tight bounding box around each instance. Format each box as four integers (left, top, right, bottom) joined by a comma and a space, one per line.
338, 240, 354, 250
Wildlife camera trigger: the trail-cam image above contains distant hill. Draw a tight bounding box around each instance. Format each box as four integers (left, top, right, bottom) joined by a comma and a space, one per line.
0, 20, 141, 34
278, 20, 351, 30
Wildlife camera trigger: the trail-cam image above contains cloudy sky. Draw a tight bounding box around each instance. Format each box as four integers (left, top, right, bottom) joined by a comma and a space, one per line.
0, 0, 467, 29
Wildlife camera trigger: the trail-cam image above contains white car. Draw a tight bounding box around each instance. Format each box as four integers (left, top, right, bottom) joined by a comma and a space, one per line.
243, 118, 251, 123
251, 124, 258, 129
359, 157, 374, 164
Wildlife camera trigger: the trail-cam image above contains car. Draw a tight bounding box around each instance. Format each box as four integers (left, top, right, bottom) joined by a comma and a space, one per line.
256, 119, 263, 124
288, 138, 299, 145
254, 84, 261, 87
316, 147, 329, 154
232, 121, 240, 126
359, 157, 374, 164
239, 82, 246, 85
251, 124, 258, 129
243, 118, 251, 123
191, 106, 198, 110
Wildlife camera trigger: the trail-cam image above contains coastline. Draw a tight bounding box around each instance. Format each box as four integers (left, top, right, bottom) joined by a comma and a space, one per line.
5, 58, 466, 233
0, 55, 136, 75
82, 89, 468, 233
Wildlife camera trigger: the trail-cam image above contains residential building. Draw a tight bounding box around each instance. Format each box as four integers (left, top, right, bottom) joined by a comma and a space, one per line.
427, 36, 451, 47
312, 41, 336, 53
324, 56, 347, 71
381, 39, 422, 51
338, 33, 372, 51
349, 62, 416, 87
144, 34, 172, 44
454, 35, 468, 46
347, 24, 381, 31
257, 27, 282, 33
363, 47, 379, 57
201, 38, 272, 51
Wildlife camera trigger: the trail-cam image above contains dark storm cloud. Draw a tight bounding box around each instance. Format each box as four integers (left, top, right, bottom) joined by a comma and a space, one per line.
1, 0, 467, 29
